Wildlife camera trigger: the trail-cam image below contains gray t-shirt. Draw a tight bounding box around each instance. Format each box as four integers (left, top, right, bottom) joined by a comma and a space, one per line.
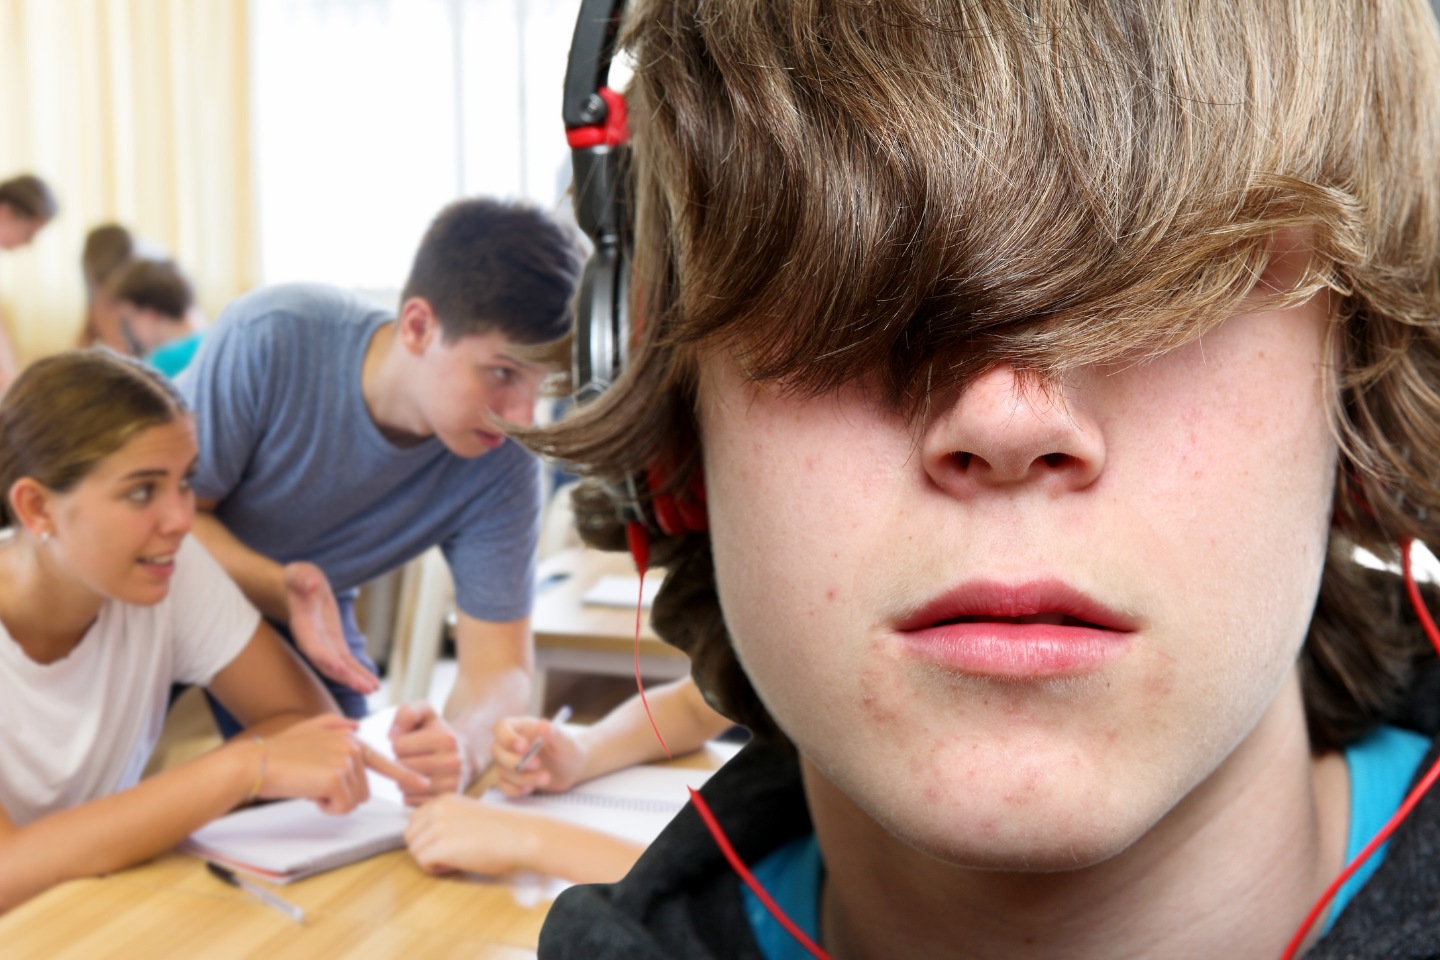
178, 282, 541, 623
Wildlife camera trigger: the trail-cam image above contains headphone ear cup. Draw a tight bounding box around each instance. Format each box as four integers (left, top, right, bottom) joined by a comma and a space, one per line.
565, 38, 703, 540
646, 465, 708, 536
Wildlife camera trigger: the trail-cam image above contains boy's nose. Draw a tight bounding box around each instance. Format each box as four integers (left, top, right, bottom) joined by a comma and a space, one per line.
921, 363, 1105, 498
494, 389, 537, 427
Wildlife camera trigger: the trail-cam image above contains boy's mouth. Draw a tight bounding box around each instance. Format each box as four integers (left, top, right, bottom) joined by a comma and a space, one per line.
893, 580, 1137, 678
896, 580, 1136, 633
935, 612, 1102, 628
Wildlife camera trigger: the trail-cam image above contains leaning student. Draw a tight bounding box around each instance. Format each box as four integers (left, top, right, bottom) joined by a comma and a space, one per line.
532, 1, 1440, 957
0, 351, 426, 913
178, 198, 582, 799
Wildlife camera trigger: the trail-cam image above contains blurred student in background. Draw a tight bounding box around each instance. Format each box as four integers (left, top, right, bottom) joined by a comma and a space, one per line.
0, 175, 56, 253
0, 174, 59, 393
107, 259, 203, 378
78, 224, 137, 353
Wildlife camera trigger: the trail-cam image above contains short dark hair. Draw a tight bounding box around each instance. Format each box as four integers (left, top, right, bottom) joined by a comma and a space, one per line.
400, 197, 582, 345
106, 259, 193, 322
0, 174, 58, 221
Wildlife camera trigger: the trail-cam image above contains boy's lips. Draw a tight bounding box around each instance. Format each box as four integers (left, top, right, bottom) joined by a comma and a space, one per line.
893, 579, 1138, 678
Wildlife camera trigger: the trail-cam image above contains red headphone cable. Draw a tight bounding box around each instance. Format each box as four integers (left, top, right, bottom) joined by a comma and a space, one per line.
1279, 537, 1440, 959
626, 520, 829, 958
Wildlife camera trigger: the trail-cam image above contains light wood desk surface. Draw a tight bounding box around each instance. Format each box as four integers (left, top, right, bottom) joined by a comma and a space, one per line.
0, 744, 733, 960
0, 847, 545, 960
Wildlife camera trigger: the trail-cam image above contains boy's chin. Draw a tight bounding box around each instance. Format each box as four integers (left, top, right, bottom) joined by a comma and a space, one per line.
823, 764, 1159, 877
879, 798, 1147, 875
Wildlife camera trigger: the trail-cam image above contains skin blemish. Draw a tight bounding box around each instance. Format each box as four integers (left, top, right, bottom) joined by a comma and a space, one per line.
826, 587, 837, 601
858, 664, 900, 726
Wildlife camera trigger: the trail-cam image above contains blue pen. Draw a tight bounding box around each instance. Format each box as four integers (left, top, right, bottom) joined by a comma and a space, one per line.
207, 861, 306, 923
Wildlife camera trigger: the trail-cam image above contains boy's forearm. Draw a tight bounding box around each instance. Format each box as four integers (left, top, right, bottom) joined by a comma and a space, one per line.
445, 664, 532, 781
574, 679, 727, 783
190, 510, 289, 622
526, 817, 644, 884
447, 615, 535, 783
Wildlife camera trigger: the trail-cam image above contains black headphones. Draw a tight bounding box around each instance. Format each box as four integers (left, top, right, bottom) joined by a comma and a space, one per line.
564, 0, 707, 540
564, 0, 631, 408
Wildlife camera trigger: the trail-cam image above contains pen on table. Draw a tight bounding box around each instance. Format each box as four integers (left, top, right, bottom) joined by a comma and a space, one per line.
206, 861, 306, 924
518, 704, 573, 769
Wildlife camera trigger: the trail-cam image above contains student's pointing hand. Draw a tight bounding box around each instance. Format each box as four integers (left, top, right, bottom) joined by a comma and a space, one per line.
359, 741, 433, 797
283, 561, 381, 695
251, 715, 431, 813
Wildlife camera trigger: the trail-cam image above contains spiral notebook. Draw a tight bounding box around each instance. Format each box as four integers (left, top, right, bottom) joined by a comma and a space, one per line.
181, 795, 409, 884
481, 751, 736, 846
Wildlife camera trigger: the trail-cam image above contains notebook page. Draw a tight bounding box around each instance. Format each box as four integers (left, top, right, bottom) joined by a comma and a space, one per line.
481, 753, 733, 846
181, 795, 408, 884
581, 574, 663, 609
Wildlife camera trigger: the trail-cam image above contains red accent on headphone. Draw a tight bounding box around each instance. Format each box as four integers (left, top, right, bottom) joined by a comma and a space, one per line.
625, 518, 651, 571
647, 464, 708, 535
565, 87, 629, 149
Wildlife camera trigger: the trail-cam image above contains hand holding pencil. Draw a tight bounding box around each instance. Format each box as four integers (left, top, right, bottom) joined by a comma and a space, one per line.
491, 706, 583, 797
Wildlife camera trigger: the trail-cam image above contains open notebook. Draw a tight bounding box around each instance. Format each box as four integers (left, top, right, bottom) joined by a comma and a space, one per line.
180, 708, 410, 884
180, 795, 408, 884
180, 708, 739, 887
479, 760, 730, 847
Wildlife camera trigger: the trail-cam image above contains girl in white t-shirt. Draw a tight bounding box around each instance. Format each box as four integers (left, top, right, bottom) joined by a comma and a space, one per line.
0, 350, 427, 913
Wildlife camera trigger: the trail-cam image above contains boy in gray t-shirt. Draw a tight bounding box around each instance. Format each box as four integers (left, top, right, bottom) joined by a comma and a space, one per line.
179, 198, 581, 800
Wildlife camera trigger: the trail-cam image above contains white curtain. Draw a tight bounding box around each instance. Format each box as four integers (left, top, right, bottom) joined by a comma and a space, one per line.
252, 0, 584, 298
0, 0, 255, 361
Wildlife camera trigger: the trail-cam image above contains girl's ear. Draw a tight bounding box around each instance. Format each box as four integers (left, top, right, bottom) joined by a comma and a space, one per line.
8, 477, 54, 540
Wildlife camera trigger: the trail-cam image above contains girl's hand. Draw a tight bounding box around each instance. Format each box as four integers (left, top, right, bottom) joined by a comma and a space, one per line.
247, 715, 431, 813
490, 715, 585, 796
405, 794, 540, 876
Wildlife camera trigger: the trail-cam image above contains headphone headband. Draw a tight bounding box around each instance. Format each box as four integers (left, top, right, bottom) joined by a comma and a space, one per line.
564, 0, 706, 537
565, 0, 631, 407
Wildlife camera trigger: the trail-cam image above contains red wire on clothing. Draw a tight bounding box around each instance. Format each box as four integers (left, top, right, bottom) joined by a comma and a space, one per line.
626, 520, 827, 954
627, 521, 671, 759
1279, 538, 1440, 960
688, 786, 834, 960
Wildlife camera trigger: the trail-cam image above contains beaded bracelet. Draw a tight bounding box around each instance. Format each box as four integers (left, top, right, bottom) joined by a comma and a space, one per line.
248, 735, 267, 801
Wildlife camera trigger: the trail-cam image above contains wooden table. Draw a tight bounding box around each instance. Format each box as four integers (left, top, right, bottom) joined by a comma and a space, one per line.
530, 548, 691, 712
0, 848, 546, 960
0, 743, 734, 960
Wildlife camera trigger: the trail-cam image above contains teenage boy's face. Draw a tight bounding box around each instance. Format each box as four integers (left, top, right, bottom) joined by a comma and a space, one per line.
698, 276, 1337, 872
418, 328, 547, 458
